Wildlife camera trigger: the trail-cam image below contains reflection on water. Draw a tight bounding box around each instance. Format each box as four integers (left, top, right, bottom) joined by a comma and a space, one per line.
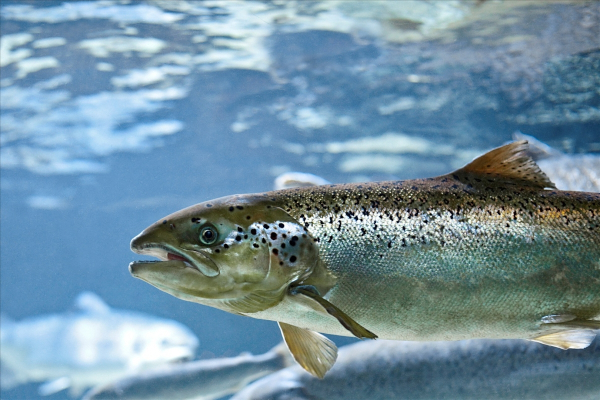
1, 1, 598, 399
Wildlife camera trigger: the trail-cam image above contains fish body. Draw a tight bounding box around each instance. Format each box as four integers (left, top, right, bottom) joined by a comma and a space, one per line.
246, 180, 599, 341
0, 292, 199, 396
130, 141, 600, 377
83, 343, 293, 400
232, 338, 600, 400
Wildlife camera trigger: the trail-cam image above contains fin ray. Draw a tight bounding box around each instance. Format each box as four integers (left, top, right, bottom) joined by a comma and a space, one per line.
278, 322, 337, 378
224, 289, 285, 314
531, 329, 597, 349
454, 140, 556, 189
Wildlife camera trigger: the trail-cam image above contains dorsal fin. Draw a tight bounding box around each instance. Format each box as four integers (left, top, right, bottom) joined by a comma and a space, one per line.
74, 292, 110, 314
453, 140, 556, 189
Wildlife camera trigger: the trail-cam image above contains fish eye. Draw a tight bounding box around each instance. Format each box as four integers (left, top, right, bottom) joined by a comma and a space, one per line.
199, 225, 218, 245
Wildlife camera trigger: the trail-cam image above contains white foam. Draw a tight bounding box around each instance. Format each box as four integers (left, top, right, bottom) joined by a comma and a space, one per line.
1, 3, 183, 24
33, 74, 72, 90
96, 62, 114, 72
111, 65, 191, 88
339, 154, 407, 173
1, 86, 187, 174
0, 32, 33, 67
15, 56, 60, 79
0, 85, 70, 113
78, 37, 166, 58
32, 37, 67, 49
316, 132, 455, 155
26, 195, 68, 210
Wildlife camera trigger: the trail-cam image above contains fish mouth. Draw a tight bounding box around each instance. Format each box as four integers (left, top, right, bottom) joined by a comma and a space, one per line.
162, 346, 196, 363
130, 242, 219, 277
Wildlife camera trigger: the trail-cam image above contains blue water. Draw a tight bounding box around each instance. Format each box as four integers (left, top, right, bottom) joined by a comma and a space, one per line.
1, 1, 598, 399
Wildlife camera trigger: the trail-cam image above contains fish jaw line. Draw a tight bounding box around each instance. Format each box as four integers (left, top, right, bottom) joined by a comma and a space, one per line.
156, 345, 195, 364
130, 241, 219, 277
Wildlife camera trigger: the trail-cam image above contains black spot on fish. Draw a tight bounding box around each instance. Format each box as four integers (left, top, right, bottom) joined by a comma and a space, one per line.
290, 255, 297, 263
162, 220, 167, 224
229, 206, 234, 212
236, 206, 244, 210
214, 249, 220, 253
281, 243, 286, 248
253, 243, 259, 248
251, 228, 257, 235
246, 216, 251, 220
279, 223, 285, 228
206, 204, 213, 208
273, 248, 279, 255
263, 224, 270, 229
237, 227, 243, 232
262, 238, 266, 244
271, 232, 278, 240
236, 235, 242, 241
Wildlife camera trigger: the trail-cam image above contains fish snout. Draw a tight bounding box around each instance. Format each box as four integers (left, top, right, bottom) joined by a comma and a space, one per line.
130, 231, 146, 254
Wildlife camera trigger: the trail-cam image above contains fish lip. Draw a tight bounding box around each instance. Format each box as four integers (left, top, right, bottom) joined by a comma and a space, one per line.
132, 243, 219, 277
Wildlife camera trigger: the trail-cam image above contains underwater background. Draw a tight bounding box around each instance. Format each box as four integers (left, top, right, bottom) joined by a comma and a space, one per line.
1, 1, 599, 399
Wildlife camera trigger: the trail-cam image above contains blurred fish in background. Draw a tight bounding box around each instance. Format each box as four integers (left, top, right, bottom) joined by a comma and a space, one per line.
0, 292, 198, 397
80, 337, 600, 400
83, 343, 293, 400
232, 338, 600, 400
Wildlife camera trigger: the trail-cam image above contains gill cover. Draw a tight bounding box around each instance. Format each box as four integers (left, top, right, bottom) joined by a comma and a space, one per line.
130, 196, 321, 315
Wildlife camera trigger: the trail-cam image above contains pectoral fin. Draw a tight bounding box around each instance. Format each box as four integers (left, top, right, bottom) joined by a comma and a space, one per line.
278, 322, 337, 378
290, 285, 377, 339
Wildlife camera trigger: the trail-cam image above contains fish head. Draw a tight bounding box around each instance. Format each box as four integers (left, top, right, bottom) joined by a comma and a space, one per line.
130, 194, 320, 314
